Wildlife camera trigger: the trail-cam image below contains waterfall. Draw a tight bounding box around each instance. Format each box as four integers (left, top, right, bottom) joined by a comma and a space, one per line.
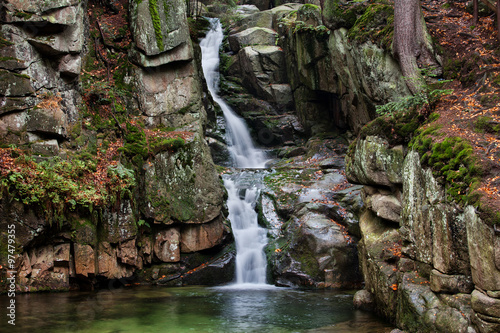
200, 19, 267, 169
200, 18, 270, 287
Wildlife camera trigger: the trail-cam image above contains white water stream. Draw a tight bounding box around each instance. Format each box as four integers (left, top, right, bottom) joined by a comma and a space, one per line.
200, 19, 270, 286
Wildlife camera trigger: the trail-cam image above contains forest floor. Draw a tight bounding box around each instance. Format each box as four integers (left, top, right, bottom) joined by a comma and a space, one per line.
421, 0, 500, 221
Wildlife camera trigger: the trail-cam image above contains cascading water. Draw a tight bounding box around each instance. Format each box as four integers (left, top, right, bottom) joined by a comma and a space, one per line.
200, 18, 270, 286
200, 19, 267, 169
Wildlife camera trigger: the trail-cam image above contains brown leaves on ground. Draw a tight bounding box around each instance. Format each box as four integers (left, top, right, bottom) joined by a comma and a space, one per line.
422, 0, 500, 216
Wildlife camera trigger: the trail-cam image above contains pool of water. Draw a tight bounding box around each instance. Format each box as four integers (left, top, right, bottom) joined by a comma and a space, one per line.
1, 286, 393, 332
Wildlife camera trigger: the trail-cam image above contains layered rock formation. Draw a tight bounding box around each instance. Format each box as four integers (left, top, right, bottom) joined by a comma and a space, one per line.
346, 137, 500, 332
0, 0, 230, 292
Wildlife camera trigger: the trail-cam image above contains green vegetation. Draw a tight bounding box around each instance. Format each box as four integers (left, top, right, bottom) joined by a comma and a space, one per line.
474, 116, 500, 134
188, 16, 210, 40
347, 2, 394, 51
149, 0, 164, 50
0, 149, 135, 223
410, 132, 482, 205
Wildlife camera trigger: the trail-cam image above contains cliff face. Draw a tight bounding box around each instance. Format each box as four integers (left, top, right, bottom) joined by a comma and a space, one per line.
0, 0, 230, 292
346, 136, 500, 333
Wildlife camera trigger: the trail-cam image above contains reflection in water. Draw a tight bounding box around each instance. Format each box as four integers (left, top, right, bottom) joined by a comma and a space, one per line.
0, 286, 392, 332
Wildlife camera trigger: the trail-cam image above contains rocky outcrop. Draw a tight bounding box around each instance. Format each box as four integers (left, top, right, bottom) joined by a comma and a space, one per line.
0, 0, 230, 292
263, 136, 363, 288
279, 4, 409, 135
348, 136, 500, 332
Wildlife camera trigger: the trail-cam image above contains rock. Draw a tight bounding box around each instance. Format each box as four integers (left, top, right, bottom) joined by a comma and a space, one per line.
0, 96, 35, 115
130, 0, 190, 56
27, 107, 68, 138
154, 228, 181, 262
117, 239, 142, 269
74, 244, 95, 277
0, 111, 27, 140
232, 10, 273, 33
102, 200, 137, 243
321, 0, 358, 30
58, 54, 81, 77
180, 216, 226, 253
31, 139, 60, 156
353, 289, 375, 311
54, 244, 71, 264
235, 4, 260, 15
472, 289, 500, 318
238, 45, 288, 104
430, 269, 474, 294
369, 193, 401, 223
297, 3, 322, 26
346, 136, 404, 186
229, 27, 278, 53
97, 242, 131, 279
143, 134, 223, 224
473, 312, 500, 333
0, 70, 33, 96
466, 206, 500, 290
240, 0, 269, 11
181, 251, 236, 286
129, 42, 194, 68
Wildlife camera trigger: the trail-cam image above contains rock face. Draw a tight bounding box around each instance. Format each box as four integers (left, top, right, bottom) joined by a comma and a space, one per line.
279, 4, 409, 135
0, 0, 231, 292
347, 136, 500, 332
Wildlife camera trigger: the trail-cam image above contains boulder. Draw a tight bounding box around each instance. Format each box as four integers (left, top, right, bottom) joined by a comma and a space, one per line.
430, 269, 474, 294
472, 289, 500, 318
129, 42, 193, 68
466, 206, 500, 290
346, 136, 404, 186
27, 107, 68, 138
31, 139, 60, 156
180, 216, 226, 253
368, 193, 401, 223
58, 54, 81, 77
154, 228, 181, 262
74, 244, 95, 277
0, 70, 33, 96
229, 27, 278, 53
130, 0, 190, 56
353, 289, 376, 311
143, 135, 224, 225
102, 200, 137, 243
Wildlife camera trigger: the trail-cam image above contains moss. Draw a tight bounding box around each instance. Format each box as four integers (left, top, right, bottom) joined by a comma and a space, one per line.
474, 116, 500, 134
13, 11, 33, 19
149, 0, 164, 50
347, 3, 394, 51
358, 110, 425, 146
410, 134, 483, 206
188, 16, 210, 40
0, 32, 14, 48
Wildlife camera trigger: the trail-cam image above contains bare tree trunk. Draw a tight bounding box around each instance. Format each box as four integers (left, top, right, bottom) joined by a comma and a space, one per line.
394, 0, 440, 94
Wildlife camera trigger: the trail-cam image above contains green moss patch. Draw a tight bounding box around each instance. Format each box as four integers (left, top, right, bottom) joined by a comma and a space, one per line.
347, 2, 394, 51
410, 133, 482, 205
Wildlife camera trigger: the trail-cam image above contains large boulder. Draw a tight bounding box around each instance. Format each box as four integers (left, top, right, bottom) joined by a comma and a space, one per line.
346, 136, 404, 186
130, 0, 190, 56
229, 27, 278, 53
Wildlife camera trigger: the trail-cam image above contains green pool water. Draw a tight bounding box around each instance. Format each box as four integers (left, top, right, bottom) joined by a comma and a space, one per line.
1, 286, 393, 332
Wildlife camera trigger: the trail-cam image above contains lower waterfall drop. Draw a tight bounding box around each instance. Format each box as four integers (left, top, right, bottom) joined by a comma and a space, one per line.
200, 18, 271, 287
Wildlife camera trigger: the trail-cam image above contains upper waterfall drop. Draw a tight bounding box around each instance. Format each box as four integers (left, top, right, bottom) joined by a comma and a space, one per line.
200, 19, 268, 169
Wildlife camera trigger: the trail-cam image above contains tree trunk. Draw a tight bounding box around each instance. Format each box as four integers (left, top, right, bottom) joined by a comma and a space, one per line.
393, 0, 440, 94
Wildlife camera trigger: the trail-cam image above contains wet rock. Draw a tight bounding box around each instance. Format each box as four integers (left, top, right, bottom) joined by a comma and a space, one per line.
353, 289, 376, 311
181, 251, 236, 286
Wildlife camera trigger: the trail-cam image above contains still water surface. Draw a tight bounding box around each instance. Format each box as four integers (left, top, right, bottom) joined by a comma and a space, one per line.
1, 286, 392, 332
